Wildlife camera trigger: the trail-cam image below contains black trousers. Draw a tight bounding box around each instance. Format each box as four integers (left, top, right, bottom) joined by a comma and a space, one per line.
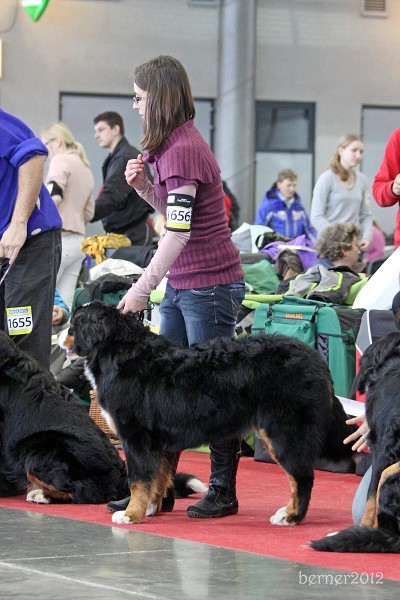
0, 229, 62, 370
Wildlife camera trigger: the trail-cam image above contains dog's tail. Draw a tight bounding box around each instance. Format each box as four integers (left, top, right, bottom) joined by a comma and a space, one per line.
173, 472, 208, 498
312, 468, 400, 553
310, 526, 400, 553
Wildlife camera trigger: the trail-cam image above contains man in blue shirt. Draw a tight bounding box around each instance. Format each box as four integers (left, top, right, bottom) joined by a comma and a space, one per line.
0, 109, 62, 368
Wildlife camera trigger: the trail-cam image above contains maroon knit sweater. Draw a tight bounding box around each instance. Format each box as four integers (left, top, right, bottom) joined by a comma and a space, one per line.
145, 119, 243, 289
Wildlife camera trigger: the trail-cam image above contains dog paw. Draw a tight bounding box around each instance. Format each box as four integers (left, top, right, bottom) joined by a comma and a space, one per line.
111, 510, 143, 525
26, 489, 50, 504
270, 506, 296, 526
145, 503, 158, 517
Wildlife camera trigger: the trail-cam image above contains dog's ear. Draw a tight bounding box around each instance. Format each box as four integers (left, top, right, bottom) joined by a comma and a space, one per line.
71, 302, 119, 356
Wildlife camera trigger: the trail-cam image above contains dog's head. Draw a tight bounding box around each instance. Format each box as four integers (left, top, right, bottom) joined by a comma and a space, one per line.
68, 301, 144, 357
355, 331, 400, 394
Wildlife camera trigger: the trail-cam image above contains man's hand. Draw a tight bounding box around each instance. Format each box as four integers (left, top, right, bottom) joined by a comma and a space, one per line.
0, 221, 27, 265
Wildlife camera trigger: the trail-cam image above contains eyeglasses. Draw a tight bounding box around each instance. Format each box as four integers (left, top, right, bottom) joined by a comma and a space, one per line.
132, 95, 146, 105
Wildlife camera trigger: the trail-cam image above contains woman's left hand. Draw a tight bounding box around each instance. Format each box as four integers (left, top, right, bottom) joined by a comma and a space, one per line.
358, 238, 370, 252
117, 286, 148, 315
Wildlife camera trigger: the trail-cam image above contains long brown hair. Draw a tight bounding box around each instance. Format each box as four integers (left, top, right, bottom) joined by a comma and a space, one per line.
329, 133, 363, 181
134, 55, 195, 153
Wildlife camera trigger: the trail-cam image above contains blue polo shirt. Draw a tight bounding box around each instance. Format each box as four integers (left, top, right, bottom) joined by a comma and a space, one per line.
0, 109, 62, 238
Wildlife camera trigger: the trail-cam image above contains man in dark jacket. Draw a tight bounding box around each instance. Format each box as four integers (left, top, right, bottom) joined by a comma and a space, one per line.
92, 112, 153, 245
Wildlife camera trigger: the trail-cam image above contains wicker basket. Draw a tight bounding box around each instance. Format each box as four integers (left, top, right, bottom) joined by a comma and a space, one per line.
89, 390, 121, 446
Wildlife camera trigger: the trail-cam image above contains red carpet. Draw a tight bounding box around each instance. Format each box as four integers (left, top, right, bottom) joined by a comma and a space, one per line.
0, 451, 398, 581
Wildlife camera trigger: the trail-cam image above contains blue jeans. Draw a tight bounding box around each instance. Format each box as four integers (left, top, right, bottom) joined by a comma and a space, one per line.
159, 280, 246, 346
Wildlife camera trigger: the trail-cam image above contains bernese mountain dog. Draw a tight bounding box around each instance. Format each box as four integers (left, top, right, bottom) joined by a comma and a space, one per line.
67, 301, 357, 526
311, 331, 400, 553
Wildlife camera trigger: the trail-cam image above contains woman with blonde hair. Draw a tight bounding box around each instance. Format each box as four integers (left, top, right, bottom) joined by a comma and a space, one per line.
41, 122, 95, 309
311, 133, 372, 251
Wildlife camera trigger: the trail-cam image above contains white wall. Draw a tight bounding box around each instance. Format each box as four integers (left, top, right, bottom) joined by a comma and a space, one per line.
0, 0, 219, 131
256, 0, 400, 183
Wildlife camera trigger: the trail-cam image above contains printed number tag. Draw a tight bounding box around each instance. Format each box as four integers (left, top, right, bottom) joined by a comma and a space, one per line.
166, 205, 192, 231
166, 194, 193, 232
6, 306, 33, 336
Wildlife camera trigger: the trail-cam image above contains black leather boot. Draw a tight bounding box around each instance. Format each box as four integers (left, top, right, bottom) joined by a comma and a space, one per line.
186, 438, 241, 518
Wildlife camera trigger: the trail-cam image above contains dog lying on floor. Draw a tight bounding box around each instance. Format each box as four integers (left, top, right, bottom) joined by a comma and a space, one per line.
67, 301, 357, 526
311, 332, 400, 553
0, 331, 204, 506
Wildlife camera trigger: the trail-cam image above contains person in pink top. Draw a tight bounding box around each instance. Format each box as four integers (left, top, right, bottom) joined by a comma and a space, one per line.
107, 55, 245, 520
364, 220, 386, 263
372, 128, 400, 249
41, 122, 95, 309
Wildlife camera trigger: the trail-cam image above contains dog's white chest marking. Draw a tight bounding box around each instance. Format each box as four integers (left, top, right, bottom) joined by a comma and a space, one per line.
84, 362, 97, 391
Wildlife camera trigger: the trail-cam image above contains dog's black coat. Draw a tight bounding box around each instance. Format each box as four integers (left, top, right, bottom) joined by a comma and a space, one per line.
70, 301, 356, 524
0, 331, 129, 503
311, 332, 400, 553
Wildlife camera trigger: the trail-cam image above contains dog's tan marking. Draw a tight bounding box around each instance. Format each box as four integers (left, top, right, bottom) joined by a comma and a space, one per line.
123, 482, 151, 524
258, 428, 278, 463
374, 461, 400, 527
258, 428, 300, 525
360, 496, 377, 527
149, 459, 173, 512
360, 462, 400, 528
61, 331, 74, 351
284, 475, 299, 522
27, 473, 72, 501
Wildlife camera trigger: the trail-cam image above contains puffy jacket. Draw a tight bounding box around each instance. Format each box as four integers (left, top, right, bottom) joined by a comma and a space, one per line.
254, 188, 316, 243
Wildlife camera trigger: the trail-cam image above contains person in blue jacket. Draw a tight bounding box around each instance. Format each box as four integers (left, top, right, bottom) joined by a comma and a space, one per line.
0, 109, 62, 369
254, 168, 317, 244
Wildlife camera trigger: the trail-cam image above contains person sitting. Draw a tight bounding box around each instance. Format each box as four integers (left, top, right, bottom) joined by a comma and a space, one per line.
315, 222, 364, 272
254, 168, 316, 243
276, 222, 364, 298
53, 288, 70, 326
50, 289, 71, 375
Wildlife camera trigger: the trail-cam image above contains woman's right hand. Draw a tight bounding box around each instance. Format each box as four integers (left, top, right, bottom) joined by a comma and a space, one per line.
125, 154, 148, 189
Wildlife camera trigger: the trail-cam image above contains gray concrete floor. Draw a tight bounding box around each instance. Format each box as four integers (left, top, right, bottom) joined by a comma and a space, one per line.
0, 507, 398, 599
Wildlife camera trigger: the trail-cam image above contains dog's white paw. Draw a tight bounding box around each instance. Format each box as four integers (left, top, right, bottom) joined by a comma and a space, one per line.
26, 489, 50, 504
270, 506, 296, 526
145, 503, 158, 517
111, 510, 135, 525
